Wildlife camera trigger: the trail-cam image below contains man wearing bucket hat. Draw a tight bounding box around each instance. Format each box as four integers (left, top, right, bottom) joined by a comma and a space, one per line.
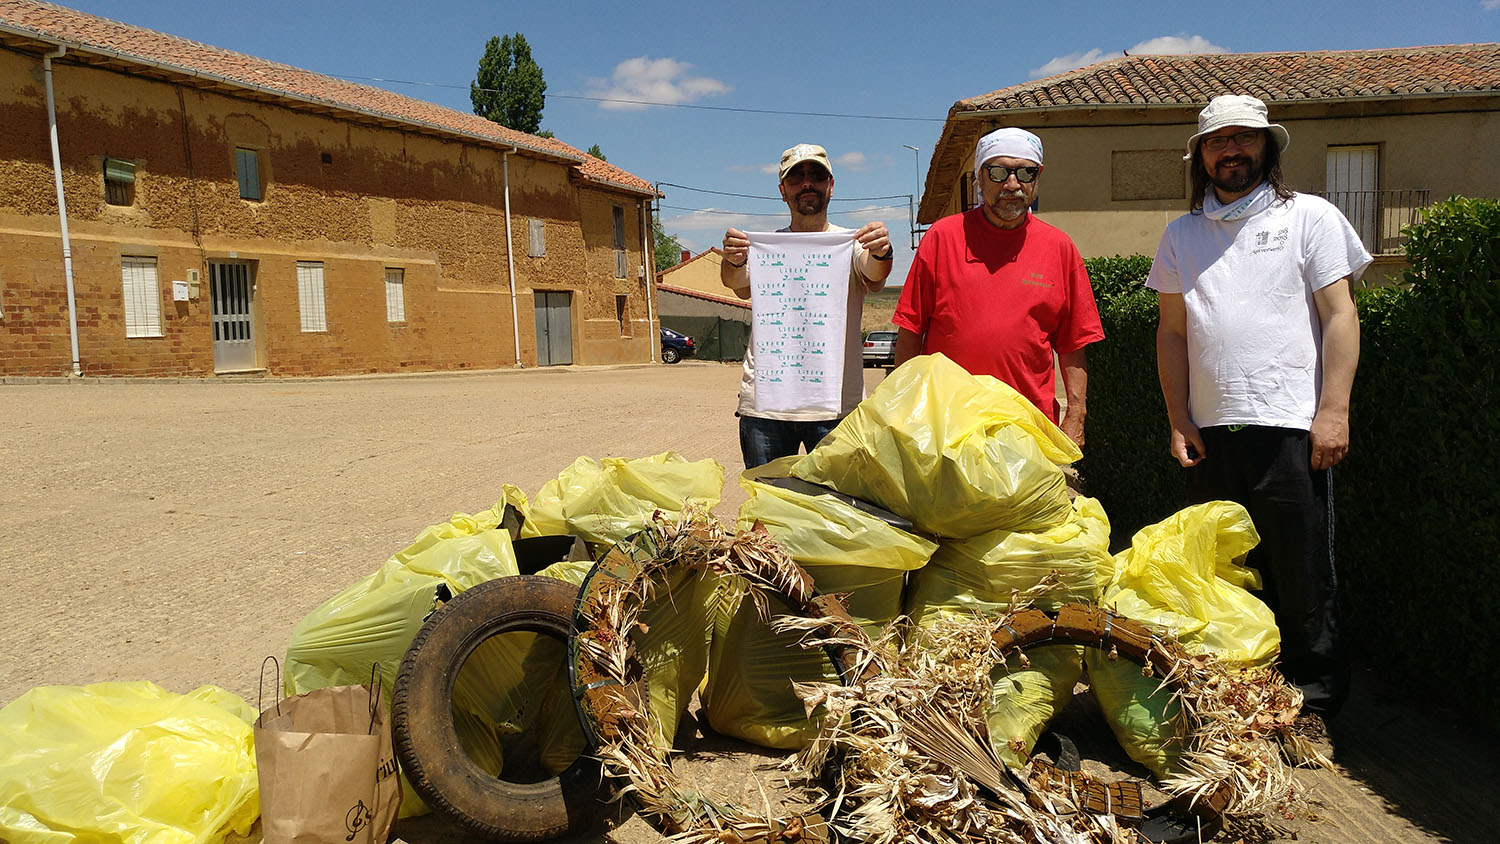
1147, 94, 1371, 719
720, 143, 894, 467
892, 127, 1104, 447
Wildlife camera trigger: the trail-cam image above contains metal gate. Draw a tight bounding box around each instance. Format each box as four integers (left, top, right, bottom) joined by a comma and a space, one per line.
534, 290, 573, 366
210, 262, 256, 372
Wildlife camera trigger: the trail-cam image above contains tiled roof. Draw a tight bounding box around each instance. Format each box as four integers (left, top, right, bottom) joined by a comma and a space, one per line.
919, 43, 1500, 222
0, 0, 655, 196
660, 247, 724, 275
658, 282, 750, 311
960, 44, 1500, 110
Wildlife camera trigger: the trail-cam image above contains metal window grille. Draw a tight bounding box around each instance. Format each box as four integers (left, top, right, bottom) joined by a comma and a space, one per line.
385, 268, 406, 323
235, 148, 262, 200
121, 257, 162, 338
528, 218, 545, 257
104, 158, 136, 206
296, 261, 327, 332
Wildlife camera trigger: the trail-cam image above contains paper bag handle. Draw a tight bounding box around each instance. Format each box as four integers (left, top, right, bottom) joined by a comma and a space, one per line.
258, 655, 282, 719
367, 662, 383, 735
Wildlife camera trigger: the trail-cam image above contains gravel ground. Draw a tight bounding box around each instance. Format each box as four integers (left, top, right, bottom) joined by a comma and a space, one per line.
2, 363, 1494, 844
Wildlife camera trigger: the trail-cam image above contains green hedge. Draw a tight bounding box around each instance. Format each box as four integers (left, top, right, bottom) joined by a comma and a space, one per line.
1079, 198, 1500, 727
1075, 255, 1176, 547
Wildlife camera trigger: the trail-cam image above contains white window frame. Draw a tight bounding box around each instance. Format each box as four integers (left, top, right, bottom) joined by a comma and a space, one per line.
296, 261, 327, 332
384, 267, 406, 323
121, 256, 162, 338
528, 218, 545, 257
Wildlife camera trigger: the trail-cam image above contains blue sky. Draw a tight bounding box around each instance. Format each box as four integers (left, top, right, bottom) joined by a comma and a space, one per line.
59, 0, 1500, 283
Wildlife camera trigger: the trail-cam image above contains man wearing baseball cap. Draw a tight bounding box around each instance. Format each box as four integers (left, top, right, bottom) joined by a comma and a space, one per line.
720, 144, 894, 467
1147, 94, 1372, 720
892, 127, 1104, 447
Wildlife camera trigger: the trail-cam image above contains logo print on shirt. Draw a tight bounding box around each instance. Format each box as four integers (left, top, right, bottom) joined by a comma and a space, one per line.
1020, 271, 1053, 288
1251, 227, 1290, 255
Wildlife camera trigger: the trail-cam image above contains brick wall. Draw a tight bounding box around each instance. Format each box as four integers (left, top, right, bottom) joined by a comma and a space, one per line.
0, 46, 655, 377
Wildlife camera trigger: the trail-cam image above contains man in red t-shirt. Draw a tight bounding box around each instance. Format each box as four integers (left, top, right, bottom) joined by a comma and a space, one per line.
893, 127, 1103, 447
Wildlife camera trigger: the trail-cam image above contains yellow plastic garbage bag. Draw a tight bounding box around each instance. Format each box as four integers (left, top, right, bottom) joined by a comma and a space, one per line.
985, 646, 1085, 769
1088, 500, 1280, 777
703, 459, 938, 749
0, 681, 258, 844
1102, 500, 1276, 664
791, 354, 1080, 538
521, 452, 724, 545
286, 496, 525, 817
905, 496, 1114, 623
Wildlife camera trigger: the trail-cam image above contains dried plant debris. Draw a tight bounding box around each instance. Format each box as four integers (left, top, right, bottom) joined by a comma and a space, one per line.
574, 508, 1323, 844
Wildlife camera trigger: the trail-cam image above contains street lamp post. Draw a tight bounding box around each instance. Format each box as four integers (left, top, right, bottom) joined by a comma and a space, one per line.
901, 144, 920, 249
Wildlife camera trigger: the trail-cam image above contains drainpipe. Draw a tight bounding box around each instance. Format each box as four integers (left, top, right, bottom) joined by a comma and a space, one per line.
641, 195, 657, 363
502, 147, 523, 367
44, 45, 81, 376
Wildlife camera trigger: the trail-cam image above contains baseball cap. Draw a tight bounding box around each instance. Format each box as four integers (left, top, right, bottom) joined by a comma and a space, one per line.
779, 144, 833, 181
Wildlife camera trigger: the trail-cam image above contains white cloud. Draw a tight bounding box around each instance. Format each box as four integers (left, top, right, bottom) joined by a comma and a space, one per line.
588, 57, 730, 111
1030, 48, 1111, 79
1128, 34, 1228, 55
1484, 0, 1500, 10
726, 162, 780, 175
1029, 33, 1227, 78
663, 208, 767, 234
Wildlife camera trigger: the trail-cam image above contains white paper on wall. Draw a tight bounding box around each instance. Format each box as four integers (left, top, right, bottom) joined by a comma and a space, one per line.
746, 230, 854, 414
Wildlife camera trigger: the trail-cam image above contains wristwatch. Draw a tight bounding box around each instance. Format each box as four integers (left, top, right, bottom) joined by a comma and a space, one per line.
871, 250, 894, 261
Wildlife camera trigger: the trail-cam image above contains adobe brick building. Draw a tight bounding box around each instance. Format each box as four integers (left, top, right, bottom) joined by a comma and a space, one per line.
0, 0, 661, 377
918, 45, 1500, 281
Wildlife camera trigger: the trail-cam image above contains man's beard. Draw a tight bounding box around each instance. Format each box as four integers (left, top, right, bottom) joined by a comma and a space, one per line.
988, 190, 1029, 222
795, 189, 827, 215
1209, 154, 1264, 194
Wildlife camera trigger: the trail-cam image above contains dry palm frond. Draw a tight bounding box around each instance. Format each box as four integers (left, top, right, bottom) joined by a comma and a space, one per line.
577, 508, 1318, 843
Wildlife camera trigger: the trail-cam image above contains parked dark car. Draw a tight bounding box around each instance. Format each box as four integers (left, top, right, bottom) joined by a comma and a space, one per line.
660, 327, 696, 364
862, 329, 897, 368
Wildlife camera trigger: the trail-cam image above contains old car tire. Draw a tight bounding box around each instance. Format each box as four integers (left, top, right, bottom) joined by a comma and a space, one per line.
661, 347, 681, 364
392, 576, 609, 841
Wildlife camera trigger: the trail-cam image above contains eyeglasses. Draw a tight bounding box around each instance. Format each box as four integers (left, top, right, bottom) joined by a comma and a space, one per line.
1201, 130, 1264, 152
983, 164, 1040, 184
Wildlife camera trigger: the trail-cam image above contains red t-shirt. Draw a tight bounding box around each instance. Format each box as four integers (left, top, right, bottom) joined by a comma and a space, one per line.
893, 209, 1104, 421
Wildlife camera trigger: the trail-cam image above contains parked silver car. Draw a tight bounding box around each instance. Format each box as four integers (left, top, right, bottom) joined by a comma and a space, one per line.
862, 330, 897, 368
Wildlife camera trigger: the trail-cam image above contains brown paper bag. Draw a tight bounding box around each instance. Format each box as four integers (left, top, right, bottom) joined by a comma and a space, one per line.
254, 659, 401, 844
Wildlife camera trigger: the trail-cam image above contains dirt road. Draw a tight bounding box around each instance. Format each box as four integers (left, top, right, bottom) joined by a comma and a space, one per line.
2, 364, 1494, 843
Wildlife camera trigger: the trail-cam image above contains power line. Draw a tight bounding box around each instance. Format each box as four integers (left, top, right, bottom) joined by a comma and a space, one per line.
660, 203, 911, 217
334, 74, 943, 123
657, 182, 911, 203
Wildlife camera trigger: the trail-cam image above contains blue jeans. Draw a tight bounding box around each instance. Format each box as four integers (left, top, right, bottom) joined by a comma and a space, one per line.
738, 415, 839, 469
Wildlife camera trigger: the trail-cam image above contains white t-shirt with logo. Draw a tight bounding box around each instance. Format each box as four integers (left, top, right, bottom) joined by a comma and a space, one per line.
1146, 192, 1372, 430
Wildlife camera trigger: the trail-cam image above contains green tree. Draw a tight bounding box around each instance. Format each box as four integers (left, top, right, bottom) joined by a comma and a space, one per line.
652, 213, 684, 272
470, 33, 546, 134
586, 144, 606, 161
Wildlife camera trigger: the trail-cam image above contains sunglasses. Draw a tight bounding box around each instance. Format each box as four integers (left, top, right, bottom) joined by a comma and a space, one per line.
983, 164, 1040, 184
1201, 130, 1264, 152
782, 165, 831, 185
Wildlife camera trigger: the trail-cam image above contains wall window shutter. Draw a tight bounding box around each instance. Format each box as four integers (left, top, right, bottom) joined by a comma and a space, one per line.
121, 257, 162, 338
296, 261, 327, 332
235, 148, 262, 200
384, 268, 406, 323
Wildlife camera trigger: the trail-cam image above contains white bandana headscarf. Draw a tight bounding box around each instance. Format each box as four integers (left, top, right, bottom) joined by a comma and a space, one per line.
974, 128, 1043, 181
1201, 180, 1279, 221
